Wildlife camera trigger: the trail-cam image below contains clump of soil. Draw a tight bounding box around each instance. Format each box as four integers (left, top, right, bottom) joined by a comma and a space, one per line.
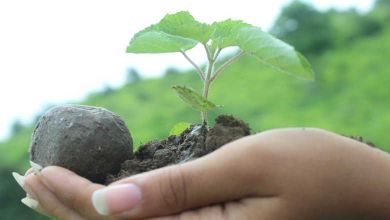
106, 115, 250, 184
30, 105, 133, 184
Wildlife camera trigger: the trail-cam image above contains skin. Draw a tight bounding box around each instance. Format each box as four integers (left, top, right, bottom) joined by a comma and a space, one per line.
21, 128, 390, 220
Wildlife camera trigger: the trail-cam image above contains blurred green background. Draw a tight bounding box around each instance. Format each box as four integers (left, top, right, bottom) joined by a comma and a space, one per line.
1, 0, 389, 219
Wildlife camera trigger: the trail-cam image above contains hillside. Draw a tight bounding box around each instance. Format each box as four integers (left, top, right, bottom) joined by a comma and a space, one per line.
1, 28, 389, 219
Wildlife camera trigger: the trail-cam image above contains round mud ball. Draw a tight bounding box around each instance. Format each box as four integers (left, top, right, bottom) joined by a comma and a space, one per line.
29, 104, 133, 184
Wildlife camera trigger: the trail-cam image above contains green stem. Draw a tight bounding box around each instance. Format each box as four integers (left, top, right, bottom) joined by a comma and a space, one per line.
211, 50, 245, 82
180, 50, 205, 81
201, 44, 216, 125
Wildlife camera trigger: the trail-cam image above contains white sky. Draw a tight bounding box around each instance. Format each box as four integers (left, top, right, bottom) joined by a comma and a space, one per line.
0, 0, 374, 141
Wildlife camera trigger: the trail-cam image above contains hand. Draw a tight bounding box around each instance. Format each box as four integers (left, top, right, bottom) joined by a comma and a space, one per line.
16, 128, 390, 219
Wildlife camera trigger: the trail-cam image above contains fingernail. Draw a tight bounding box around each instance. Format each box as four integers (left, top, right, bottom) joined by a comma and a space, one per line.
92, 184, 142, 216
30, 161, 42, 175
12, 172, 25, 188
21, 197, 39, 209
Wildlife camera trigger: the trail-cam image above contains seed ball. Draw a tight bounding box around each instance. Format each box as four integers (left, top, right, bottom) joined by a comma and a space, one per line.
29, 104, 133, 183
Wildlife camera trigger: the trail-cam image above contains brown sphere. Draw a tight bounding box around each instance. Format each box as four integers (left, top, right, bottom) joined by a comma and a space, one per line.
29, 105, 133, 183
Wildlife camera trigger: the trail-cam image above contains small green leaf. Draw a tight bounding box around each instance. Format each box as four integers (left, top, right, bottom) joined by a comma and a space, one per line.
169, 122, 192, 136
236, 27, 314, 80
127, 30, 197, 53
158, 11, 213, 43
172, 85, 218, 111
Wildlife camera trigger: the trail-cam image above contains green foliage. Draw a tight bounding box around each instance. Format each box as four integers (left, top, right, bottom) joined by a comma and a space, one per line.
236, 26, 314, 80
127, 11, 313, 124
369, 0, 390, 28
169, 122, 192, 136
126, 31, 197, 53
271, 1, 333, 55
172, 85, 219, 112
210, 19, 251, 49
272, 1, 386, 55
158, 11, 213, 43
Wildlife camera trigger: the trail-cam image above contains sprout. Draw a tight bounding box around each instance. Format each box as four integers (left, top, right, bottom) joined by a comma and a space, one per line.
127, 11, 314, 125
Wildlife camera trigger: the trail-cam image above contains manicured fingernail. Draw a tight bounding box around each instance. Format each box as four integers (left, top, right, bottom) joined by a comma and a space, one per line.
30, 161, 42, 175
12, 172, 25, 188
92, 184, 142, 216
21, 197, 39, 209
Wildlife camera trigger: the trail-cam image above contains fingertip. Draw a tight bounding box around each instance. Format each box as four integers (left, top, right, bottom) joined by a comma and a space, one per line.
25, 168, 34, 176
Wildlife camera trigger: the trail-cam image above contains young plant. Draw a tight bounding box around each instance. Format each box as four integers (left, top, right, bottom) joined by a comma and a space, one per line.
127, 11, 314, 126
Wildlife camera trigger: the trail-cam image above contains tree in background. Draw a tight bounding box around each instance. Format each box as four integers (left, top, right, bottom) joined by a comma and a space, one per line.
327, 8, 381, 47
10, 120, 24, 136
126, 68, 141, 84
369, 0, 390, 28
270, 1, 333, 55
271, 0, 385, 56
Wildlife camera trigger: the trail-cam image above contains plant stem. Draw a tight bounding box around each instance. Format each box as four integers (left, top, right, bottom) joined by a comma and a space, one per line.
211, 50, 245, 82
180, 50, 205, 81
201, 44, 216, 125
213, 48, 222, 61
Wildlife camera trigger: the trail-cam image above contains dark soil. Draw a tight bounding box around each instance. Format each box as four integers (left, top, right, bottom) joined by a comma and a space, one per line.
106, 115, 251, 184
348, 136, 376, 148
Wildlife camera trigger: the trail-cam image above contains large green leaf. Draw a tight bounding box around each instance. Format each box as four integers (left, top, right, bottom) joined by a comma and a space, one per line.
127, 11, 213, 53
210, 19, 251, 49
236, 27, 314, 80
172, 85, 218, 112
126, 30, 197, 53
158, 11, 213, 44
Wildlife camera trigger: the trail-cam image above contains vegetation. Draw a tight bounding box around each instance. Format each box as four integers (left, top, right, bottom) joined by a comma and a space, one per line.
127, 11, 313, 125
1, 1, 389, 218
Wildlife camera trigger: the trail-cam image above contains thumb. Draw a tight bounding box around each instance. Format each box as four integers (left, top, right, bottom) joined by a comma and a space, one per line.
91, 134, 274, 219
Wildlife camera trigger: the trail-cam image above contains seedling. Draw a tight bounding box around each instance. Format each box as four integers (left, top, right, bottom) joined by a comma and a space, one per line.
127, 11, 314, 125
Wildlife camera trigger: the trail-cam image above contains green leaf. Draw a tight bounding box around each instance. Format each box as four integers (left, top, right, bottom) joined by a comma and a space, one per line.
210, 19, 252, 49
169, 122, 192, 136
172, 85, 218, 112
236, 27, 314, 80
127, 11, 213, 53
126, 30, 197, 53
158, 11, 213, 43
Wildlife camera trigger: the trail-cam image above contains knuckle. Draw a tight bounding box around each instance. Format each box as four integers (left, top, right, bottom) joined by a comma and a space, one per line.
69, 184, 96, 212
158, 167, 190, 211
47, 204, 68, 219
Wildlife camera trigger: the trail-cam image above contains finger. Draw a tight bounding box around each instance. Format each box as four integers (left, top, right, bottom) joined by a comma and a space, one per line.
93, 134, 279, 219
24, 172, 84, 220
12, 170, 49, 216
38, 166, 110, 220
21, 195, 51, 217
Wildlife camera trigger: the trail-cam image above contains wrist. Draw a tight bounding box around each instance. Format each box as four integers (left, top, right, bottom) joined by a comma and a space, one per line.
382, 152, 390, 218
364, 148, 390, 219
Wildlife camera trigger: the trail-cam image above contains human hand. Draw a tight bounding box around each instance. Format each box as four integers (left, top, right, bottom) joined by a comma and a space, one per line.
15, 128, 390, 219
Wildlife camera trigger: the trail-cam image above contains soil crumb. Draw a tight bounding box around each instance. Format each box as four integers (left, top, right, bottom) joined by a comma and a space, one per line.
348, 136, 376, 148
106, 115, 250, 184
